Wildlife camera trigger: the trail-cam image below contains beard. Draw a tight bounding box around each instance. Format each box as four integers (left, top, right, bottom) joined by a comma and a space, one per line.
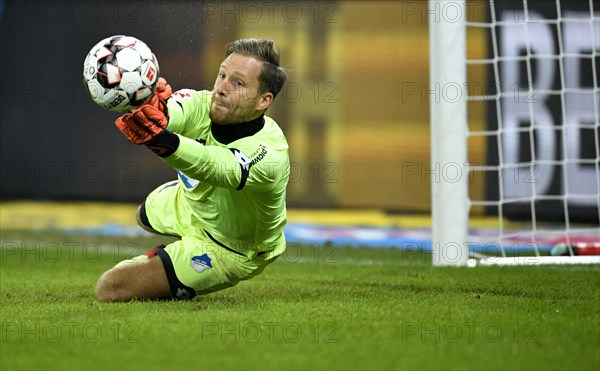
209, 97, 259, 125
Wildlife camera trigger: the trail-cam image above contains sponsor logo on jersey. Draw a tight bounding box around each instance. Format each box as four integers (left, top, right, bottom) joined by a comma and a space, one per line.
190, 254, 213, 273
251, 144, 268, 166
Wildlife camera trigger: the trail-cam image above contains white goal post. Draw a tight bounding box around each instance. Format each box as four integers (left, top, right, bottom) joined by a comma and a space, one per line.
429, 0, 469, 266
429, 0, 600, 266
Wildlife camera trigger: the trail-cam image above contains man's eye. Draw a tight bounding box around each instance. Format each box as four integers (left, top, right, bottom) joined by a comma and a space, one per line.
234, 80, 244, 87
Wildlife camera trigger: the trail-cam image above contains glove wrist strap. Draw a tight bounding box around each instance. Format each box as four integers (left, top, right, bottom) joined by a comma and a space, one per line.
145, 130, 180, 158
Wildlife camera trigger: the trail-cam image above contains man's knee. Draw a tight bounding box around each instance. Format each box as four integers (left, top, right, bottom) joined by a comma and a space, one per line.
136, 203, 175, 236
95, 268, 128, 302
136, 203, 156, 233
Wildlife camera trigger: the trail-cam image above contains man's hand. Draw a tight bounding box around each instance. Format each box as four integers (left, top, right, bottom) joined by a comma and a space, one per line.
115, 105, 168, 145
146, 77, 172, 113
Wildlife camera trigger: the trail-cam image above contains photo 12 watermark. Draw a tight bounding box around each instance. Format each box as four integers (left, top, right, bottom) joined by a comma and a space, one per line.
0, 241, 142, 264
200, 321, 339, 344
400, 321, 539, 344
201, 2, 339, 24
2, 2, 140, 24
1, 161, 141, 185
283, 242, 339, 264
1, 321, 139, 344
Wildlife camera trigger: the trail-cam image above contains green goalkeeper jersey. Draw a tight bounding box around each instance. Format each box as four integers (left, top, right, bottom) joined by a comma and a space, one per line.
160, 89, 289, 255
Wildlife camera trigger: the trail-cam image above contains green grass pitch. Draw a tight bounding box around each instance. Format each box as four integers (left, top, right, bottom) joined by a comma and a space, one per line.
1, 230, 599, 370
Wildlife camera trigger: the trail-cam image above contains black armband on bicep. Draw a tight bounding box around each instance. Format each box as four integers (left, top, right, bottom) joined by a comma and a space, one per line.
145, 130, 180, 158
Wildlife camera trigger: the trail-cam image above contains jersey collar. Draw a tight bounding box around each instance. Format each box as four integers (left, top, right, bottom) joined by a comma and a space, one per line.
211, 115, 265, 145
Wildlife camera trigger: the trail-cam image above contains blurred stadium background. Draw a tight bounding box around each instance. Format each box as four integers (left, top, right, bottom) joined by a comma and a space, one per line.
0, 0, 598, 238
1, 0, 441, 210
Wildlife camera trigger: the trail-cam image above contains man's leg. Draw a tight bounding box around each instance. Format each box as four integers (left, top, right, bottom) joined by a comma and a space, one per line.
136, 181, 184, 238
95, 253, 171, 302
136, 203, 172, 236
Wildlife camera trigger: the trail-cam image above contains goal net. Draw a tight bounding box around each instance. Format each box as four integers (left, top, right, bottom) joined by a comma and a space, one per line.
429, 0, 600, 266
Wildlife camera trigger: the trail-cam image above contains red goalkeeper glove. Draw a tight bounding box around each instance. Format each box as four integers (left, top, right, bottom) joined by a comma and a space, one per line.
115, 105, 180, 157
115, 77, 172, 143
146, 77, 172, 113
115, 105, 167, 144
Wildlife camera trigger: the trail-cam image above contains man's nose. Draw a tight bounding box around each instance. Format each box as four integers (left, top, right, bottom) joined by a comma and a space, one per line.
215, 79, 229, 95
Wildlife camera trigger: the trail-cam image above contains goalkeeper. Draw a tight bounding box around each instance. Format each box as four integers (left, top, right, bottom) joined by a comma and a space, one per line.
95, 38, 289, 301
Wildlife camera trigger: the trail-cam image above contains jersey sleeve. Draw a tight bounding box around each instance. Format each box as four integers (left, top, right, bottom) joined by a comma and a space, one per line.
160, 135, 289, 192
165, 90, 212, 138
232, 140, 289, 192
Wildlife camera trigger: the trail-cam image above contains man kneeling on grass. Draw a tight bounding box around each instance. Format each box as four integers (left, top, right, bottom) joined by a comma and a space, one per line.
95, 38, 289, 301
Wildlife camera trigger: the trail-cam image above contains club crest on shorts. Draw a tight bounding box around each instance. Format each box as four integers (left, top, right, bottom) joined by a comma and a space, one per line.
190, 254, 213, 273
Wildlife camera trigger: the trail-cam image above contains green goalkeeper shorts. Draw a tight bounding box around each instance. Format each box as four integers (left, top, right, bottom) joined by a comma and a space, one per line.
142, 181, 285, 299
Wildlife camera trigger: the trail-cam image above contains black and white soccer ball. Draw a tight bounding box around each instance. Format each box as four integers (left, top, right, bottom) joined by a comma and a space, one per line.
83, 35, 159, 112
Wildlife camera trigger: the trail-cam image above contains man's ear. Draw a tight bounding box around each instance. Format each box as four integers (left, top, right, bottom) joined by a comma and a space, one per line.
257, 92, 274, 110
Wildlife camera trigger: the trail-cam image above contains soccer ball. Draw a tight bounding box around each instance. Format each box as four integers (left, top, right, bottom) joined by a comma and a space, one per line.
83, 35, 159, 112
